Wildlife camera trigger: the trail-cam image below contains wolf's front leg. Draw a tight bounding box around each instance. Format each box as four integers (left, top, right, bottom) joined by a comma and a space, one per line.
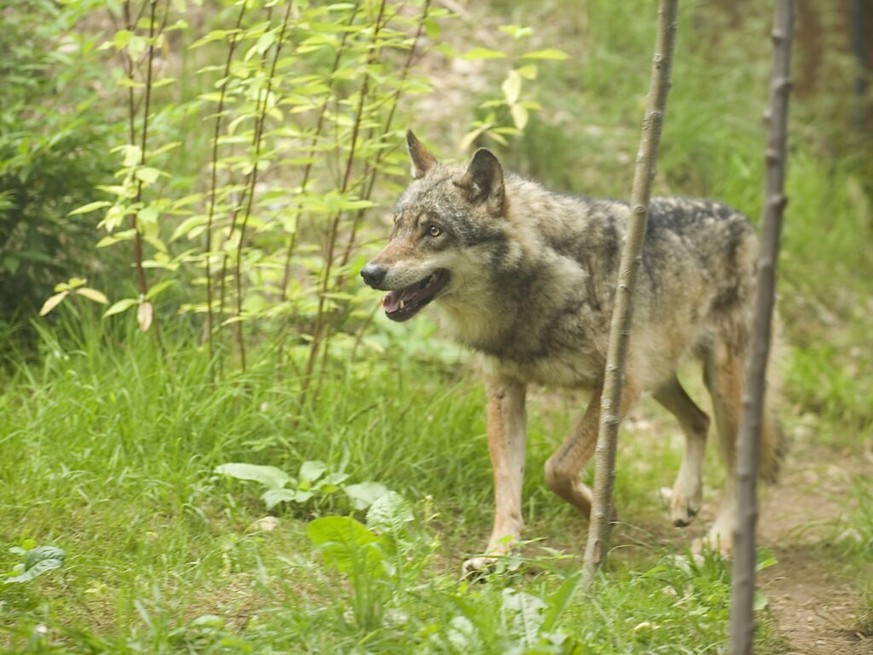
544, 380, 639, 517
463, 377, 527, 576
543, 382, 602, 516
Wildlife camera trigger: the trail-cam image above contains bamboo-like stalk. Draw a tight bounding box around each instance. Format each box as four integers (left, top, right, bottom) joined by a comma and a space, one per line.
216, 5, 276, 362
274, 5, 360, 374
298, 0, 388, 409
582, 0, 678, 583
729, 1, 794, 652
231, 0, 296, 372
204, 1, 248, 372
336, 0, 433, 276
124, 0, 166, 349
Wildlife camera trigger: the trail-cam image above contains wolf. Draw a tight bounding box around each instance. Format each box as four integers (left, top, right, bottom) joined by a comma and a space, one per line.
361, 131, 785, 573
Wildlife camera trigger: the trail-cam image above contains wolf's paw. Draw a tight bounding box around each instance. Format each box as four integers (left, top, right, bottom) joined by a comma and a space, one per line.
660, 483, 701, 528
461, 537, 516, 580
461, 555, 499, 580
692, 529, 733, 557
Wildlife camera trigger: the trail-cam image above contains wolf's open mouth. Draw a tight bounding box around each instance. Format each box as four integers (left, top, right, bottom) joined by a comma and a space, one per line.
383, 270, 450, 322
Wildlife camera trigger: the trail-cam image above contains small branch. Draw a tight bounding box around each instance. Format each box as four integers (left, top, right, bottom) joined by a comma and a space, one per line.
336, 0, 433, 276
298, 0, 388, 409
582, 0, 678, 584
124, 0, 165, 350
729, 1, 794, 653
274, 5, 360, 374
204, 1, 248, 372
232, 0, 296, 372
133, 0, 159, 303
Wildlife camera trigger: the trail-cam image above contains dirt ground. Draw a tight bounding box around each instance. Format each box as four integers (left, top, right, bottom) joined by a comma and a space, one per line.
757, 424, 873, 654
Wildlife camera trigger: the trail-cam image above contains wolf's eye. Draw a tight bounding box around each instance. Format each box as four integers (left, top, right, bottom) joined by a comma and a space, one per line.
427, 225, 442, 237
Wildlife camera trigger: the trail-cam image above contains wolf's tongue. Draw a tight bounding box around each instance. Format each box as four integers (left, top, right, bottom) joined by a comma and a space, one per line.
383, 290, 402, 313
383, 285, 419, 314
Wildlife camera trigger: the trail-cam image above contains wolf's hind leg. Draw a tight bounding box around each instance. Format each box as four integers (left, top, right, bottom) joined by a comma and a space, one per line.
544, 381, 639, 517
463, 377, 527, 575
654, 376, 710, 527
696, 343, 744, 554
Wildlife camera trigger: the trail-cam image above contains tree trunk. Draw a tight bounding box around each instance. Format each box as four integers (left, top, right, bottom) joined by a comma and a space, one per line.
729, 1, 795, 653
582, 0, 679, 583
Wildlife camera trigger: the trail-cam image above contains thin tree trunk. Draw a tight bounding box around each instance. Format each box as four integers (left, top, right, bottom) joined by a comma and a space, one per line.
582, 0, 679, 582
729, 1, 794, 652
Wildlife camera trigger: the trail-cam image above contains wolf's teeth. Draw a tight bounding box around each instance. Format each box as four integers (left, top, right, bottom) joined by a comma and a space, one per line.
399, 300, 406, 310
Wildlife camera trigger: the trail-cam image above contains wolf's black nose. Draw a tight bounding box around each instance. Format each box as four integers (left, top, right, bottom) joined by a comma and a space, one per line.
361, 263, 387, 289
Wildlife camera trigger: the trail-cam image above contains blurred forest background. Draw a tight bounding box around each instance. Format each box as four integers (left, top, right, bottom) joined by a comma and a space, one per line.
1, 0, 871, 652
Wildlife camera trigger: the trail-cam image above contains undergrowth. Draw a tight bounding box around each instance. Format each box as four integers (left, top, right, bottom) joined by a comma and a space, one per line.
0, 319, 782, 653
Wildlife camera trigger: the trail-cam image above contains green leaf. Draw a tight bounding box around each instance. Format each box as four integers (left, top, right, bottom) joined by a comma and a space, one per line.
126, 34, 147, 60
69, 200, 112, 217
97, 228, 137, 248
325, 471, 350, 486
344, 481, 389, 511
112, 30, 131, 51
3, 255, 19, 274
756, 547, 778, 572
138, 206, 159, 224
189, 30, 228, 50
366, 491, 413, 535
145, 279, 175, 301
307, 516, 386, 578
424, 17, 441, 40
74, 288, 109, 304
462, 47, 507, 60
215, 463, 292, 490
39, 291, 69, 316
103, 298, 138, 318
26, 546, 65, 569
100, 206, 128, 232
171, 215, 208, 242
121, 145, 143, 168
4, 546, 65, 584
541, 571, 582, 631
510, 103, 529, 130
299, 460, 327, 484
517, 64, 538, 80
521, 48, 570, 61
499, 24, 532, 40
135, 167, 162, 185
255, 31, 277, 55
502, 588, 546, 646
753, 589, 770, 612
262, 488, 311, 510
502, 70, 523, 106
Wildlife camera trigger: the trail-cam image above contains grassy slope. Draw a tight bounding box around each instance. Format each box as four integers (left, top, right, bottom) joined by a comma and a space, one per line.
0, 319, 783, 653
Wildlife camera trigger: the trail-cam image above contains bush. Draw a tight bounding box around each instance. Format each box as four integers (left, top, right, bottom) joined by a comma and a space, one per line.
0, 0, 121, 339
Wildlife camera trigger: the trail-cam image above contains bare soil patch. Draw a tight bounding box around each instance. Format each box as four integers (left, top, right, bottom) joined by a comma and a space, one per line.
757, 429, 873, 654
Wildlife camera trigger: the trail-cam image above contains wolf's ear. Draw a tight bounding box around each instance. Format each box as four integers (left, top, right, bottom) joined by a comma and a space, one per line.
454, 148, 505, 215
406, 130, 437, 179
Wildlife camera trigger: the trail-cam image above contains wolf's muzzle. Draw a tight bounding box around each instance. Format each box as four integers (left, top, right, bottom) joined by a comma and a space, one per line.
360, 263, 387, 289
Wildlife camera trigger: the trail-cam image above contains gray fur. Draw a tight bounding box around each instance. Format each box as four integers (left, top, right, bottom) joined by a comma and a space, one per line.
362, 132, 785, 568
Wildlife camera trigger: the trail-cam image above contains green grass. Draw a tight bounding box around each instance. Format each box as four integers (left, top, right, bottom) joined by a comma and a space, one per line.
0, 319, 784, 654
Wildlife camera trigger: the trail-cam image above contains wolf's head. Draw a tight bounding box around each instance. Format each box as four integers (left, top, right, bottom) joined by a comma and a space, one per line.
361, 130, 507, 322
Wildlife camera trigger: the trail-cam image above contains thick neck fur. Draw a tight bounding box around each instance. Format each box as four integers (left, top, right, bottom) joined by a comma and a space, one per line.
433, 173, 622, 366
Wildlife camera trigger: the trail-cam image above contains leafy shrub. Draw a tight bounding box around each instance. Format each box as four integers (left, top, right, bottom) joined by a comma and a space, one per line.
38, 0, 562, 407
0, 0, 121, 335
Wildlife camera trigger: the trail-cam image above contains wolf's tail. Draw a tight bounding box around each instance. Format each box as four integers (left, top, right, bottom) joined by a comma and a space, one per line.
758, 395, 787, 483
705, 329, 788, 484
758, 323, 788, 483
